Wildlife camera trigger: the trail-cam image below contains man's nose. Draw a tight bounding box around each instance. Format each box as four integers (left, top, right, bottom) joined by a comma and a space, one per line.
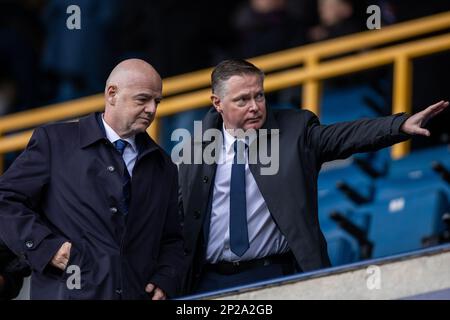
144, 100, 157, 114
248, 99, 259, 112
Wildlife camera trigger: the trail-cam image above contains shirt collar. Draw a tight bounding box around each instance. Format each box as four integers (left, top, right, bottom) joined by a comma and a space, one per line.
222, 124, 256, 154
101, 114, 137, 152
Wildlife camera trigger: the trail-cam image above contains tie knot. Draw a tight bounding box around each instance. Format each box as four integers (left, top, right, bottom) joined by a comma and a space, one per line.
114, 139, 128, 155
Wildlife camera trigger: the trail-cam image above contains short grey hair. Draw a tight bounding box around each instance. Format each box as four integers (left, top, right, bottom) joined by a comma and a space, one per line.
211, 59, 264, 97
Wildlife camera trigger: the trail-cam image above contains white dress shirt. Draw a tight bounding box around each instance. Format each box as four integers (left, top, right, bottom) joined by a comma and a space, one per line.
206, 126, 289, 263
102, 115, 138, 177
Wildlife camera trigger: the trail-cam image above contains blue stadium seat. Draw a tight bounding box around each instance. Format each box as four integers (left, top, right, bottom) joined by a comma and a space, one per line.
375, 172, 450, 201
318, 192, 356, 225
387, 145, 450, 178
321, 219, 360, 266
320, 84, 392, 176
320, 84, 387, 124
318, 163, 374, 266
353, 148, 390, 177
375, 145, 450, 201
321, 209, 371, 266
356, 189, 448, 258
319, 161, 374, 204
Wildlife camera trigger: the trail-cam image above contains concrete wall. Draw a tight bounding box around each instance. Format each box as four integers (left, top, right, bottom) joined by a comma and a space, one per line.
208, 245, 450, 300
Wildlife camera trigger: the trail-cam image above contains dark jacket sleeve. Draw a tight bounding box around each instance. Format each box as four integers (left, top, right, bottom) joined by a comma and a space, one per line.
304, 111, 411, 164
0, 241, 31, 300
0, 273, 23, 300
148, 168, 186, 298
0, 127, 68, 274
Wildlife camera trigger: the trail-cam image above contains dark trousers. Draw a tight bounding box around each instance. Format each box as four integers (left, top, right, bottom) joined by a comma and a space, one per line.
194, 253, 298, 294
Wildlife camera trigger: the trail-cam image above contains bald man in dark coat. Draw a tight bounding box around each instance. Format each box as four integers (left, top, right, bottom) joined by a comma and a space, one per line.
0, 59, 185, 299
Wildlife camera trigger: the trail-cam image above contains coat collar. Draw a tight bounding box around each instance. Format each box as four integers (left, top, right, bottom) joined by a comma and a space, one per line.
78, 112, 160, 156
79, 112, 106, 148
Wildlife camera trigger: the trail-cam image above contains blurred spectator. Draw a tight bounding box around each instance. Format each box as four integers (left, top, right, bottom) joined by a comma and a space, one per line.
119, 0, 242, 77
305, 0, 387, 91
228, 0, 307, 59
211, 0, 309, 111
307, 0, 366, 43
0, 0, 447, 152
0, 0, 44, 112
286, 0, 319, 29
383, 0, 450, 23
41, 0, 120, 102
119, 0, 244, 152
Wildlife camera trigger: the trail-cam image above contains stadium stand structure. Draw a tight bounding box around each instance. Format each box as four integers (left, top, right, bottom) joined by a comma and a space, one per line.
182, 244, 450, 300
318, 145, 450, 266
2, 12, 449, 299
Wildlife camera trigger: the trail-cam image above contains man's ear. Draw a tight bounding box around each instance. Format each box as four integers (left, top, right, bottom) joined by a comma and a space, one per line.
106, 85, 117, 106
211, 94, 222, 113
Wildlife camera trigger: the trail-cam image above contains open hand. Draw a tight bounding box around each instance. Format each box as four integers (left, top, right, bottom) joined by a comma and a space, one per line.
401, 100, 449, 136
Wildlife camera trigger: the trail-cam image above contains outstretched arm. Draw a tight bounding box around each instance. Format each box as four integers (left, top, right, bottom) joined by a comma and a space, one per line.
305, 100, 448, 164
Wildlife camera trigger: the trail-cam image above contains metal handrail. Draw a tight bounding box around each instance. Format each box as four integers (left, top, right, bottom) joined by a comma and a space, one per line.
0, 11, 449, 170
1, 33, 449, 156
1, 11, 449, 134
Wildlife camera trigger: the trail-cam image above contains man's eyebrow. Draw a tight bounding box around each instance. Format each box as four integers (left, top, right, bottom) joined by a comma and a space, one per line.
133, 93, 152, 99
133, 93, 163, 101
232, 93, 251, 100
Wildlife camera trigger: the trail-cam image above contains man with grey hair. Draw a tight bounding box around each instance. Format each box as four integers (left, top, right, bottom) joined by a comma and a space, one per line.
0, 59, 185, 299
179, 59, 448, 294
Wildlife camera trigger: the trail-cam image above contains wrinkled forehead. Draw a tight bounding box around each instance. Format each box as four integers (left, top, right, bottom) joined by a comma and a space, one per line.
224, 74, 263, 93
119, 71, 162, 93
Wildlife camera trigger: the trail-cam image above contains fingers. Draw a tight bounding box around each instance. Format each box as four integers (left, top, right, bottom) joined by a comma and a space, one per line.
423, 100, 449, 116
62, 242, 72, 255
428, 100, 445, 109
430, 101, 449, 116
51, 242, 72, 270
416, 100, 448, 129
145, 283, 166, 300
152, 288, 166, 300
415, 128, 430, 137
145, 283, 155, 293
51, 256, 68, 270
51, 259, 67, 271
61, 242, 72, 266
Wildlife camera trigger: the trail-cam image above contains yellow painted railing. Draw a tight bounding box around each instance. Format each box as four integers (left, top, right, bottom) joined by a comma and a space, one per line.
0, 11, 450, 171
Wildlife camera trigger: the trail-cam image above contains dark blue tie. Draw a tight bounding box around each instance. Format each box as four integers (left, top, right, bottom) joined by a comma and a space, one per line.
114, 139, 131, 215
229, 140, 249, 257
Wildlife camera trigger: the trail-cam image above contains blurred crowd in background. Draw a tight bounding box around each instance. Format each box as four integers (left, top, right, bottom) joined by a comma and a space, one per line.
0, 0, 449, 150
0, 0, 450, 300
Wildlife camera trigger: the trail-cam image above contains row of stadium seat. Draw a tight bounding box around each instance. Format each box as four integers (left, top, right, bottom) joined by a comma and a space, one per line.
318, 144, 450, 266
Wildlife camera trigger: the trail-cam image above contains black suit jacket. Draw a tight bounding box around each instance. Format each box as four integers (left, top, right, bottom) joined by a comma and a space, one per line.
0, 113, 185, 299
179, 107, 410, 292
